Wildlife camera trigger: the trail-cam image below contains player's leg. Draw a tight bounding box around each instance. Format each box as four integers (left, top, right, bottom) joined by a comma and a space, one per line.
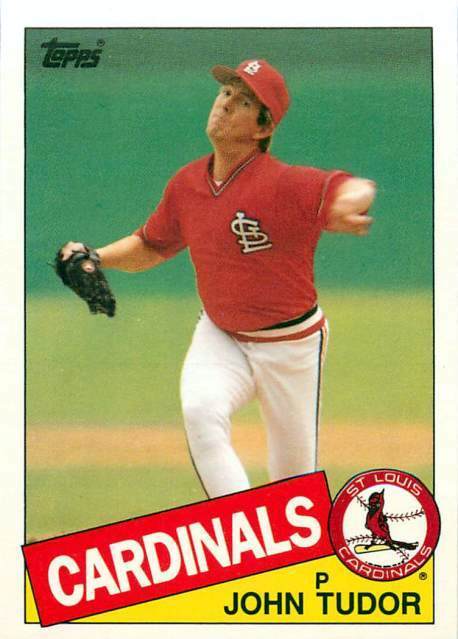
244, 324, 328, 481
180, 313, 256, 498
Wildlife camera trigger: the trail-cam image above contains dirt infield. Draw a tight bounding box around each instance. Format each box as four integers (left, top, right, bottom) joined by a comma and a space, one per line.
27, 422, 432, 470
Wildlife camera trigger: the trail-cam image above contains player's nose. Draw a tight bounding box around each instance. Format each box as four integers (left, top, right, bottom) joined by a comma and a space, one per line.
222, 94, 236, 112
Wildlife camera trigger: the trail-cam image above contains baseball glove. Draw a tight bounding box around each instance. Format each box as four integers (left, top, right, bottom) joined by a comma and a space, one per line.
54, 245, 116, 317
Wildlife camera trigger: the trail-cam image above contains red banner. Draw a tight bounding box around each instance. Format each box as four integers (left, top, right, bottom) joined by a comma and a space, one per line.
23, 472, 333, 626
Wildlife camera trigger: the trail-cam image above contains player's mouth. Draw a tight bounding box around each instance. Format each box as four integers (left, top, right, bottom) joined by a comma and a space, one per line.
211, 111, 226, 122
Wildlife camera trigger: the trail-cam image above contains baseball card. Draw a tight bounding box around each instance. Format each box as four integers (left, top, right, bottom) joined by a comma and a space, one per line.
2, 1, 457, 637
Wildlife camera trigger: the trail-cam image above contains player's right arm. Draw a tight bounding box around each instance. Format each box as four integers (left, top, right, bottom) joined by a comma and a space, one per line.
60, 235, 164, 272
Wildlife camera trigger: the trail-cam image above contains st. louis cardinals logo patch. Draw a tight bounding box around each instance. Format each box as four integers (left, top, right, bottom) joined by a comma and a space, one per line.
243, 60, 262, 75
230, 211, 272, 254
328, 469, 440, 581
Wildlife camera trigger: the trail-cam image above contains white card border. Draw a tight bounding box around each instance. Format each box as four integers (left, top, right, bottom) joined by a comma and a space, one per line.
1, 1, 456, 637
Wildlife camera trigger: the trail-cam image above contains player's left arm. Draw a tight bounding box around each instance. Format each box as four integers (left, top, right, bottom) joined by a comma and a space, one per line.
325, 177, 376, 236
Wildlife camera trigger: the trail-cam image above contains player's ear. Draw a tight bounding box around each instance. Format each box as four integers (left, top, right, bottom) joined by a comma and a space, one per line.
253, 121, 275, 141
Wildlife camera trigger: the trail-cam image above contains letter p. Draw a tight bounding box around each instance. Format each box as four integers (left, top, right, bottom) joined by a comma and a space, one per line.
315, 572, 329, 589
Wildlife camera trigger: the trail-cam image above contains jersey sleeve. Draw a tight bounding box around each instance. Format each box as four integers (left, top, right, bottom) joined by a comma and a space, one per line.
279, 166, 352, 229
133, 176, 187, 259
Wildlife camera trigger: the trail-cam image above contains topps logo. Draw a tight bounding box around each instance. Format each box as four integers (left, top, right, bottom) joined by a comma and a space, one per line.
41, 37, 104, 68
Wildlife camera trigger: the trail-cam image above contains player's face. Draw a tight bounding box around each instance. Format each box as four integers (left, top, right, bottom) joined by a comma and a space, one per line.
206, 82, 269, 147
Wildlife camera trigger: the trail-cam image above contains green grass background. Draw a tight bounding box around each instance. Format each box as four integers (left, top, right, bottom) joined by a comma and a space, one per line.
27, 292, 432, 426
25, 28, 433, 539
26, 462, 434, 539
26, 291, 432, 538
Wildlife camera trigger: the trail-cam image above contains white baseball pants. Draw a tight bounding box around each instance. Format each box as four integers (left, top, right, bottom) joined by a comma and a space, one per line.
180, 312, 328, 498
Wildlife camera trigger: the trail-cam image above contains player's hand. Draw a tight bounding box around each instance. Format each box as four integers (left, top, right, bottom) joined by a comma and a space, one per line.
54, 244, 116, 317
58, 242, 97, 273
326, 211, 374, 236
59, 241, 87, 260
325, 178, 376, 236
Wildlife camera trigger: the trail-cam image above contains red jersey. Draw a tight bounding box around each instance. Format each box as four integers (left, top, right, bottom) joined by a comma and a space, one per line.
135, 151, 350, 332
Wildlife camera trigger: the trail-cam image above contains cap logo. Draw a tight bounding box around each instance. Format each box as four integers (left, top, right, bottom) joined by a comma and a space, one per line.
243, 60, 261, 76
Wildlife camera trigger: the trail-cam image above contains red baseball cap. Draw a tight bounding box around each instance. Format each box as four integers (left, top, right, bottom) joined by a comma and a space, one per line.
211, 59, 290, 125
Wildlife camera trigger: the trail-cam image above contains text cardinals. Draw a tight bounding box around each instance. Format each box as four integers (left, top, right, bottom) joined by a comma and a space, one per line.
24, 473, 334, 626
50, 497, 320, 606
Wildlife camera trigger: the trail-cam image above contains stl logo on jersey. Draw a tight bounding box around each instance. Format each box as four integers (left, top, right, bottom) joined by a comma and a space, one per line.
328, 469, 440, 581
230, 211, 273, 254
